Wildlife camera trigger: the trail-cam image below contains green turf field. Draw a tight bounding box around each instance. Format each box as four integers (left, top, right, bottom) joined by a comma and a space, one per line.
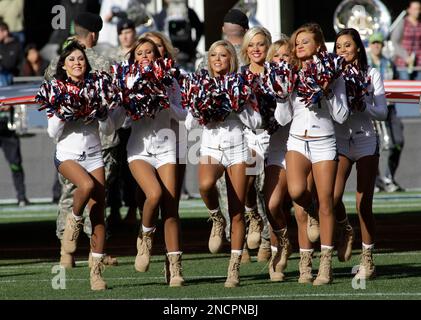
0, 252, 421, 300
1, 192, 421, 300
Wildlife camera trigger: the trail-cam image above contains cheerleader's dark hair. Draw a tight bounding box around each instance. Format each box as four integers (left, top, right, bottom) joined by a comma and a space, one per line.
54, 41, 92, 81
334, 28, 368, 72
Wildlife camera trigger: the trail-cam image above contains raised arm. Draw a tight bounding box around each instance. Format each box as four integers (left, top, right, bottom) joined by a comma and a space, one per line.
363, 68, 388, 121
238, 103, 262, 130
327, 76, 349, 124
47, 114, 65, 140
274, 99, 293, 126
108, 105, 127, 130
167, 79, 188, 121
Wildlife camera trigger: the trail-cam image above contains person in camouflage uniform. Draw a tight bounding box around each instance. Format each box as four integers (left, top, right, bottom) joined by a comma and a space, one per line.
44, 12, 119, 268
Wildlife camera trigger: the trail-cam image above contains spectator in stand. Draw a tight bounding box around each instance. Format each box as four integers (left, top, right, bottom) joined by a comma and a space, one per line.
0, 0, 25, 46
20, 44, 50, 77
0, 22, 22, 86
391, 0, 421, 80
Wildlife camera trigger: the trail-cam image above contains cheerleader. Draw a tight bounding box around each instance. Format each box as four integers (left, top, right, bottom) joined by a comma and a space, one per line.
37, 41, 115, 291
111, 38, 186, 287
239, 26, 272, 256
333, 28, 387, 280
280, 23, 349, 285
185, 40, 261, 287
140, 31, 188, 208
264, 37, 293, 281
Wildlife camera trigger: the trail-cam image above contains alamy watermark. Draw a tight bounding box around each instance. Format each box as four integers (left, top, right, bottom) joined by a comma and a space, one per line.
51, 5, 66, 30
51, 265, 66, 289
351, 265, 366, 290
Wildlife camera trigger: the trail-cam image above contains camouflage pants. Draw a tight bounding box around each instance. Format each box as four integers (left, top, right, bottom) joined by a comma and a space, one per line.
216, 169, 270, 243
55, 146, 119, 239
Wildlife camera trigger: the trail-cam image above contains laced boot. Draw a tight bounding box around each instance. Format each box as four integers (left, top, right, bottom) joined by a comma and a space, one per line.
208, 209, 226, 253
60, 245, 75, 269
336, 220, 354, 262
313, 248, 333, 286
354, 247, 376, 280
90, 255, 107, 291
268, 249, 285, 282
224, 252, 241, 288
165, 253, 185, 287
246, 209, 263, 249
257, 238, 271, 262
88, 252, 118, 268
298, 250, 314, 284
275, 228, 292, 271
134, 230, 155, 272
62, 214, 84, 254
241, 242, 251, 264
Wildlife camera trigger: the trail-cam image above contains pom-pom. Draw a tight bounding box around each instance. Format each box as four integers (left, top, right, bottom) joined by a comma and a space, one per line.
342, 64, 371, 112
111, 58, 179, 120
36, 71, 119, 122
180, 69, 257, 126
296, 51, 344, 107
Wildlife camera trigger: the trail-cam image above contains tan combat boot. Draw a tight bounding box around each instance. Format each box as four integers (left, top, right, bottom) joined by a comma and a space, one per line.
241, 242, 251, 264
208, 209, 226, 254
165, 253, 185, 287
60, 248, 75, 269
257, 238, 272, 262
298, 250, 314, 284
313, 248, 333, 286
336, 220, 354, 262
88, 252, 118, 268
246, 209, 263, 250
354, 247, 376, 280
62, 214, 84, 254
276, 228, 292, 271
134, 230, 154, 272
224, 252, 241, 288
268, 249, 285, 282
90, 255, 107, 291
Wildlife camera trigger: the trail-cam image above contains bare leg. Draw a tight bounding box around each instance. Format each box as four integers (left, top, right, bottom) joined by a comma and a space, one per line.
312, 160, 338, 246
285, 151, 313, 208
129, 160, 162, 228
333, 155, 353, 222
264, 165, 288, 230
58, 160, 95, 216
198, 156, 225, 210
87, 167, 106, 254
225, 163, 248, 250
356, 156, 378, 245
157, 163, 181, 252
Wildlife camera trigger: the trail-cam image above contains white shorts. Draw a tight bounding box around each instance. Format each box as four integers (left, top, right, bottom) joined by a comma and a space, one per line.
287, 134, 338, 164
55, 149, 104, 173
337, 134, 379, 162
200, 142, 248, 168
128, 151, 177, 169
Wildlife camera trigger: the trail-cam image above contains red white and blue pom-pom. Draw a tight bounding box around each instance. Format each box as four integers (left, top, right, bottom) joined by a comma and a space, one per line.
36, 71, 119, 122
297, 51, 344, 107
241, 64, 295, 134
111, 58, 179, 120
180, 69, 257, 126
263, 60, 297, 100
342, 64, 371, 112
